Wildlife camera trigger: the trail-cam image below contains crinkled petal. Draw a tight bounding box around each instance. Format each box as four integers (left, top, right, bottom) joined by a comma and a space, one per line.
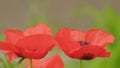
15, 47, 47, 59
70, 30, 85, 41
85, 29, 114, 47
15, 34, 54, 59
55, 28, 71, 40
0, 42, 19, 60
70, 46, 110, 60
4, 29, 24, 45
55, 28, 80, 49
55, 38, 81, 57
0, 42, 13, 50
24, 23, 52, 36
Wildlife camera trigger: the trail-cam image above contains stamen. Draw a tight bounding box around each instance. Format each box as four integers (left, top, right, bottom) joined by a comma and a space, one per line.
79, 41, 89, 46
81, 54, 94, 60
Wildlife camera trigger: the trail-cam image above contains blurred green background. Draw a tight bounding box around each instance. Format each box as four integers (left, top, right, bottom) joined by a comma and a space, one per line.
0, 0, 120, 68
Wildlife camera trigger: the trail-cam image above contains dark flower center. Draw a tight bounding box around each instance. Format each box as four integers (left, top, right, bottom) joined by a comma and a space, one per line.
81, 54, 94, 60
79, 41, 89, 46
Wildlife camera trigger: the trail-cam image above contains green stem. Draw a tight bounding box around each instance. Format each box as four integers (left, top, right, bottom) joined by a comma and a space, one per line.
17, 58, 24, 64
105, 58, 108, 68
80, 60, 83, 68
30, 59, 33, 68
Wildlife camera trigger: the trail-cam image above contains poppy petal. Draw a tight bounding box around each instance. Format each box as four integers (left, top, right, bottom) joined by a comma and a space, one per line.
0, 42, 14, 50
85, 29, 114, 47
55, 38, 81, 57
70, 46, 110, 60
97, 34, 114, 47
41, 54, 64, 68
24, 23, 52, 36
5, 51, 18, 61
26, 55, 64, 68
55, 28, 71, 40
16, 34, 53, 51
4, 30, 24, 45
15, 47, 47, 59
55, 28, 85, 48
56, 28, 85, 41
0, 42, 19, 55
70, 30, 85, 41
15, 34, 54, 59
55, 28, 78, 49
0, 42, 19, 61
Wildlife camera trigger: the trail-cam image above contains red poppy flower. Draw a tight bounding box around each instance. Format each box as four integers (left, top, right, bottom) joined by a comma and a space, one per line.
26, 54, 64, 68
0, 23, 54, 61
55, 28, 114, 60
